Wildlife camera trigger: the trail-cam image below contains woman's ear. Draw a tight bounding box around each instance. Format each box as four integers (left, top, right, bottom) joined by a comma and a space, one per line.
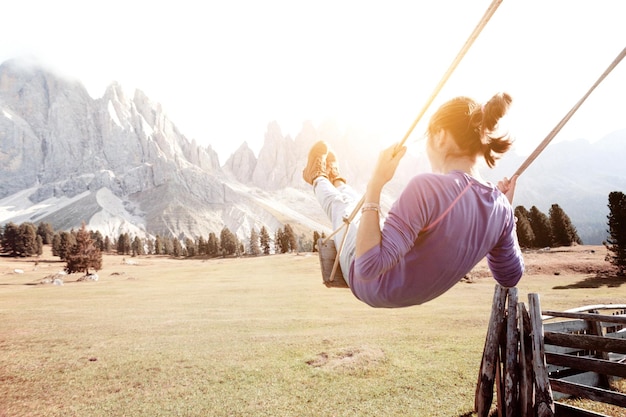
431, 129, 446, 150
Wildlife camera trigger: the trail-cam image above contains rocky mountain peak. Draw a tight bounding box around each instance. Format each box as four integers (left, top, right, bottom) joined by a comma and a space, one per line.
1, 58, 625, 245
223, 142, 257, 183
251, 122, 294, 190
0, 59, 331, 241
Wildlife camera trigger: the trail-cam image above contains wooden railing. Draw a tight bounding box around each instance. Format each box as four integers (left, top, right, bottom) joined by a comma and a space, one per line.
475, 286, 626, 417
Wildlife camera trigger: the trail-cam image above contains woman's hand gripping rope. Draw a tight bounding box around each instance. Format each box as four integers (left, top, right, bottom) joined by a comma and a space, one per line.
497, 175, 519, 205
369, 143, 408, 190
356, 143, 408, 258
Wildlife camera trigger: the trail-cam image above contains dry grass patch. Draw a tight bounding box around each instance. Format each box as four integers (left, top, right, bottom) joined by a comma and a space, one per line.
305, 345, 387, 372
0, 245, 624, 417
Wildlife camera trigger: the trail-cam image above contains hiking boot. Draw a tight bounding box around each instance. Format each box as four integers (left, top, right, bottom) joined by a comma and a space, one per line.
302, 141, 328, 185
326, 151, 347, 184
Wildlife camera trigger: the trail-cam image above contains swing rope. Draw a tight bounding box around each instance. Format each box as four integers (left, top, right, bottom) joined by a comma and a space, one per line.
322, 0, 505, 283
513, 46, 626, 177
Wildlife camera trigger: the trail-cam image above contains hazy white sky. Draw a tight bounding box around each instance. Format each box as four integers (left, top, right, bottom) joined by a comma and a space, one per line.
1, 0, 625, 162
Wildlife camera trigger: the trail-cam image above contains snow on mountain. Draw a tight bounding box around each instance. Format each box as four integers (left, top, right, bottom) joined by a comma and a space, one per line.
0, 58, 625, 245
0, 187, 90, 224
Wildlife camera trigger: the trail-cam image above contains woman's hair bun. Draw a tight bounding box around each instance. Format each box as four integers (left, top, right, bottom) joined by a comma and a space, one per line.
482, 92, 512, 133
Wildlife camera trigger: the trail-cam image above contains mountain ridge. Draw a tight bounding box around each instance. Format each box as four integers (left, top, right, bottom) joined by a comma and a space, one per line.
1, 58, 624, 245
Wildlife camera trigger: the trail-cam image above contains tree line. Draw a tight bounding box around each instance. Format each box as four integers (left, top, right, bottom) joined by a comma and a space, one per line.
512, 193, 626, 276
0, 222, 102, 275
112, 224, 303, 257
514, 203, 582, 249
0, 222, 304, 260
3, 191, 626, 276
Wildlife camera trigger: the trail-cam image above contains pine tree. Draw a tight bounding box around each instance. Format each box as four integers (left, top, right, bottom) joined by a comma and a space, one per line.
514, 206, 534, 248
605, 191, 626, 275
172, 238, 183, 257
529, 206, 552, 248
259, 226, 271, 255
207, 232, 219, 257
284, 224, 298, 253
220, 227, 237, 256
103, 236, 112, 253
163, 237, 174, 255
35, 235, 43, 256
51, 233, 61, 257
16, 223, 38, 257
312, 231, 321, 252
117, 233, 131, 255
549, 204, 582, 247
154, 235, 163, 255
65, 223, 103, 275
1, 222, 19, 256
184, 237, 196, 257
91, 230, 105, 251
57, 231, 76, 261
132, 236, 145, 256
145, 237, 154, 255
249, 228, 261, 256
36, 222, 55, 245
275, 229, 285, 253
196, 236, 207, 255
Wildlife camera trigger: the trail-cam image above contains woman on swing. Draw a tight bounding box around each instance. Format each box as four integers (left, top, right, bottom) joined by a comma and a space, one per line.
303, 93, 524, 308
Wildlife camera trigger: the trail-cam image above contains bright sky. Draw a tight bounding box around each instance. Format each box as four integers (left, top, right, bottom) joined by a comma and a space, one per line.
1, 0, 624, 162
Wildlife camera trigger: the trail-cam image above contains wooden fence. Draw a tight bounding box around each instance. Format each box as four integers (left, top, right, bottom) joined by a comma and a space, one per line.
475, 285, 626, 417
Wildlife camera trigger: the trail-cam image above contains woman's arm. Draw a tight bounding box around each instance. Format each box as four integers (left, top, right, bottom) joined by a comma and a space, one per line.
355, 144, 406, 258
497, 175, 519, 204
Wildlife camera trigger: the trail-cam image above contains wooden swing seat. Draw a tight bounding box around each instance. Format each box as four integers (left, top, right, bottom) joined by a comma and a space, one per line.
317, 238, 348, 288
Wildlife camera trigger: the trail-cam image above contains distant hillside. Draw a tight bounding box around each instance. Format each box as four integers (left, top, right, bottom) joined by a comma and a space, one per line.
483, 130, 626, 244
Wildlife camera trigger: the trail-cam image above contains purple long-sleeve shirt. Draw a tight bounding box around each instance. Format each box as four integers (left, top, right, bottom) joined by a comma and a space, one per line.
348, 171, 524, 308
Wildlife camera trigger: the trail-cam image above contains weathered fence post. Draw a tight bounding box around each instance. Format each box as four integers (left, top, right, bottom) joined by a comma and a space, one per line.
504, 287, 520, 417
528, 293, 555, 417
477, 291, 626, 417
476, 285, 509, 416
518, 302, 534, 417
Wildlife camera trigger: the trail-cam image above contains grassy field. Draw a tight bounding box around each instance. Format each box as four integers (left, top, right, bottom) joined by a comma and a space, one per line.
0, 246, 624, 417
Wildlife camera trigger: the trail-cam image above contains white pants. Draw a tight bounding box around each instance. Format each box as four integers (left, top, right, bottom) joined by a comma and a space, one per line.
313, 178, 361, 280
